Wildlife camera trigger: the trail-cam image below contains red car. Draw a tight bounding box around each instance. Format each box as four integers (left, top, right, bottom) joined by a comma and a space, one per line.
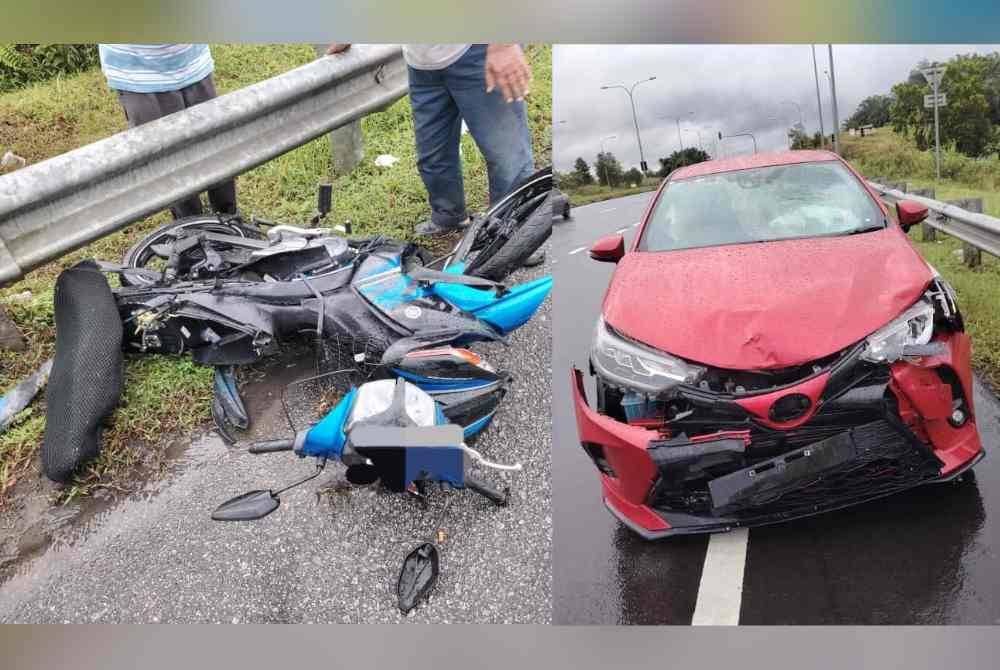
572, 150, 985, 539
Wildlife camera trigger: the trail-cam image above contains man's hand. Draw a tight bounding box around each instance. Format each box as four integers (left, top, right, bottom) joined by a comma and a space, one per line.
326, 43, 352, 55
485, 44, 532, 103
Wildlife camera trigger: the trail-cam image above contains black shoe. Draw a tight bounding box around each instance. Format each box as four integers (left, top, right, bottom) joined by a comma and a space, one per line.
522, 250, 545, 267
415, 217, 470, 236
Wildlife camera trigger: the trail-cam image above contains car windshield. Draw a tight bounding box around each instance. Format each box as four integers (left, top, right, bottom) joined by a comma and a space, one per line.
637, 160, 885, 252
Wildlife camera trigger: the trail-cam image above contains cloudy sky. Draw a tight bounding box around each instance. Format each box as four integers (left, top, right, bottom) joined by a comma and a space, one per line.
553, 44, 1000, 172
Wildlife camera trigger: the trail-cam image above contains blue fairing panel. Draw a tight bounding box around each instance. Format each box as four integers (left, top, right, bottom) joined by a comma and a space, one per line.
463, 411, 495, 437
392, 368, 497, 393
354, 253, 550, 335
301, 388, 357, 458
432, 275, 552, 334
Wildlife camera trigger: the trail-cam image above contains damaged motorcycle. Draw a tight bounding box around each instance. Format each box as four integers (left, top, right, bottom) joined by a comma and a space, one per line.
41, 167, 553, 612
43, 167, 552, 482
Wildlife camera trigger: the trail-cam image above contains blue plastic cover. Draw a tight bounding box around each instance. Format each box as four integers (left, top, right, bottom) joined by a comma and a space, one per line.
301, 388, 357, 458
432, 275, 552, 334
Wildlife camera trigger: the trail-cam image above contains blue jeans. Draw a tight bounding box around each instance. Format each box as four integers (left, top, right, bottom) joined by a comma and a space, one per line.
408, 44, 535, 228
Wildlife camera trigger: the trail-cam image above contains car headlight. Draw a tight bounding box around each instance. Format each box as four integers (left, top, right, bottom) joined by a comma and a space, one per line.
591, 317, 705, 394
860, 299, 935, 363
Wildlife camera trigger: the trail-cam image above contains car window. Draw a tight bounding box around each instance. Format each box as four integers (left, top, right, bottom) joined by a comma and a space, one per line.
637, 161, 885, 252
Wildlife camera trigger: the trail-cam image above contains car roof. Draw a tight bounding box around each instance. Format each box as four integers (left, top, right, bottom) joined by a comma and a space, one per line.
670, 150, 841, 181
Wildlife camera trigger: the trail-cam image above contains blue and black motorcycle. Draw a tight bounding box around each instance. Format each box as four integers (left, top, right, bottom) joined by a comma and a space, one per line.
42, 168, 552, 612
42, 168, 553, 485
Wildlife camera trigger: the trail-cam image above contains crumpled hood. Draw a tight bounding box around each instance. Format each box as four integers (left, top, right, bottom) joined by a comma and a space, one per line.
602, 228, 934, 370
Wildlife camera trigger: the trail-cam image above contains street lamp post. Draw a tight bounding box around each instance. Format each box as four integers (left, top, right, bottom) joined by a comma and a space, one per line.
766, 116, 793, 148
601, 76, 657, 173
719, 131, 757, 154
827, 44, 841, 154
683, 128, 705, 151
780, 100, 804, 129
599, 134, 617, 187
811, 45, 826, 148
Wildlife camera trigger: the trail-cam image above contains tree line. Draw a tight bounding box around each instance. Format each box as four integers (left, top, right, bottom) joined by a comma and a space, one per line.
844, 52, 1000, 157
558, 146, 710, 189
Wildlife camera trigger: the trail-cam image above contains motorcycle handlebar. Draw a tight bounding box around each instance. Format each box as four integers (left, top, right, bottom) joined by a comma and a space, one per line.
248, 438, 295, 454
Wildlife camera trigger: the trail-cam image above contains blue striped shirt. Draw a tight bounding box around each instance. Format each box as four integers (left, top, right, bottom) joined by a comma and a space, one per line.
98, 44, 214, 93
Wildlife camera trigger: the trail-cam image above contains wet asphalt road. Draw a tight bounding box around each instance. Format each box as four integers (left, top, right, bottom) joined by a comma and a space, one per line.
551, 192, 1000, 625
0, 252, 552, 624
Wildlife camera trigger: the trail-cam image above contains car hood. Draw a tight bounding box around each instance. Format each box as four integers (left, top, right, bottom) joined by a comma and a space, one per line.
602, 229, 934, 370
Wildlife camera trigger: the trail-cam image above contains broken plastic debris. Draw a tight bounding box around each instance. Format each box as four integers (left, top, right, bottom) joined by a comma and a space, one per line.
374, 154, 400, 168
0, 358, 53, 433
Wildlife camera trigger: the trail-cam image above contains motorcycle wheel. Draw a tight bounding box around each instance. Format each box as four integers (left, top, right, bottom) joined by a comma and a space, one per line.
465, 191, 553, 282
463, 168, 553, 282
121, 216, 261, 286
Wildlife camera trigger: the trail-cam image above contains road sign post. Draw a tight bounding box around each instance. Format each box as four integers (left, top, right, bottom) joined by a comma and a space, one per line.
921, 65, 947, 181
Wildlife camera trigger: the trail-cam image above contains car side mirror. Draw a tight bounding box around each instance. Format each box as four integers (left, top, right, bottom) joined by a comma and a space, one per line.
590, 234, 625, 263
896, 200, 929, 232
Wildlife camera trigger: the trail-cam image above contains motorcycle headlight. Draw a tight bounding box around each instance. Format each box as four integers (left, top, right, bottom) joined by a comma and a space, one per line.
591, 317, 705, 394
348, 379, 438, 428
860, 299, 935, 363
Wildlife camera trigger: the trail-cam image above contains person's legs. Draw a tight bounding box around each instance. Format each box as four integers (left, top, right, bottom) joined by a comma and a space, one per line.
117, 88, 204, 218
445, 45, 534, 205
180, 75, 237, 214
408, 64, 466, 232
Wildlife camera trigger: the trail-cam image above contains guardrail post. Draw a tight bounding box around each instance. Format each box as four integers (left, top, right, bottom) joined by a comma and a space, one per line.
313, 45, 365, 176
948, 198, 984, 267
909, 187, 937, 241
0, 305, 25, 351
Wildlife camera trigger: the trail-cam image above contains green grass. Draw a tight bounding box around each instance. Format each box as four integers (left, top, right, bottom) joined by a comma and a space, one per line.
563, 179, 660, 207
843, 130, 1000, 390
0, 44, 552, 502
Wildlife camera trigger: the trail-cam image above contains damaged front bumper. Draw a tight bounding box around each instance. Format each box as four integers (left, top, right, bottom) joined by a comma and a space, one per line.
571, 331, 985, 539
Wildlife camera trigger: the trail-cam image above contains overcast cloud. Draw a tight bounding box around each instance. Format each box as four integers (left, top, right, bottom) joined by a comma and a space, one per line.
553, 44, 1000, 172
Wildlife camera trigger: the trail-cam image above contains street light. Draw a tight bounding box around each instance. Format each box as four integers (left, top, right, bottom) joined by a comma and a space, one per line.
657, 110, 694, 153
825, 43, 841, 154
682, 127, 705, 151
811, 45, 826, 149
766, 116, 794, 148
719, 131, 757, 154
600, 76, 657, 172
780, 100, 804, 129
599, 134, 617, 186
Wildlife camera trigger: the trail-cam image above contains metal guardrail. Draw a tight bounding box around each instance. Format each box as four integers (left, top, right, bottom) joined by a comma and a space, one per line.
867, 180, 1000, 265
0, 44, 409, 286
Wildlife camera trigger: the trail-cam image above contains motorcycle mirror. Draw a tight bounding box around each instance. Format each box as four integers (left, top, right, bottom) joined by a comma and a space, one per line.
211, 490, 280, 521
317, 183, 333, 217
397, 542, 440, 614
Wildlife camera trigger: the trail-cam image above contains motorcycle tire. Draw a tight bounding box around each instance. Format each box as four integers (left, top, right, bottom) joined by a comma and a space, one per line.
121, 215, 260, 286
465, 192, 553, 282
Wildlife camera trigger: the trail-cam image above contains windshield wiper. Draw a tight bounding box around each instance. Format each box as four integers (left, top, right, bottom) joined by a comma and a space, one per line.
845, 226, 884, 235
844, 219, 888, 235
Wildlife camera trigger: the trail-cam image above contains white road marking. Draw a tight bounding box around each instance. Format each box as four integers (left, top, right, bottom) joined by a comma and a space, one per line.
631, 221, 641, 228
568, 246, 587, 256
615, 227, 629, 234
600, 207, 617, 213
691, 528, 749, 626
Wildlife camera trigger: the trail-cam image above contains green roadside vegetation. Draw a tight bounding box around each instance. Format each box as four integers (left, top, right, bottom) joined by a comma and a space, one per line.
0, 44, 552, 502
564, 180, 660, 207
842, 129, 1000, 391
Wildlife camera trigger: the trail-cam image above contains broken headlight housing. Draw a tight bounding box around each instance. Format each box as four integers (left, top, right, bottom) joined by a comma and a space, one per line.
591, 317, 706, 394
860, 298, 935, 363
